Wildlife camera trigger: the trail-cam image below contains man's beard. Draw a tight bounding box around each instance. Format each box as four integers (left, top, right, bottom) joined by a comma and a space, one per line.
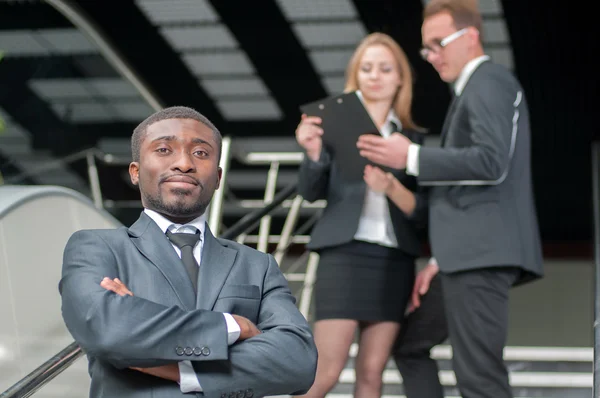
143, 188, 210, 218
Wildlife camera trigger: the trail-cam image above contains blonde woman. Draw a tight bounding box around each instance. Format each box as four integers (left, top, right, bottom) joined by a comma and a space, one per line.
295, 33, 426, 398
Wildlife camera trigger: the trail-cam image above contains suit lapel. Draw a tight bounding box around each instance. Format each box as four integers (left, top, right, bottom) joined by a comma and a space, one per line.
441, 60, 490, 146
196, 225, 238, 310
128, 213, 196, 310
440, 94, 459, 146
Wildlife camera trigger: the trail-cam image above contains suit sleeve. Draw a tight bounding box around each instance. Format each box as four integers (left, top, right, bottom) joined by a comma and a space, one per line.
59, 230, 229, 369
417, 76, 521, 185
404, 131, 428, 228
192, 254, 318, 397
407, 189, 429, 229
297, 147, 332, 202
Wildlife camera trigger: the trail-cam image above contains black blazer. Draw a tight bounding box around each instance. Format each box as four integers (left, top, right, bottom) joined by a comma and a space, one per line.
297, 128, 427, 257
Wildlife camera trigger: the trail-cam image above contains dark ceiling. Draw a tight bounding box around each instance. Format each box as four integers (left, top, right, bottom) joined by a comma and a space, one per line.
0, 0, 595, 248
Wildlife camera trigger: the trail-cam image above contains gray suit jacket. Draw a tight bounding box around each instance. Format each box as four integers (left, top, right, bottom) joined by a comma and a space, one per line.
59, 212, 317, 398
417, 61, 543, 284
298, 128, 427, 257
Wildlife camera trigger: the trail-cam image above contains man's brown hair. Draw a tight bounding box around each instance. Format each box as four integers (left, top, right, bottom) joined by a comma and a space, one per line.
423, 0, 483, 40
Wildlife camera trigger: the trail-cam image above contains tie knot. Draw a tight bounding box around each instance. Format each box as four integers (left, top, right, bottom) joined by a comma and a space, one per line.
166, 230, 200, 249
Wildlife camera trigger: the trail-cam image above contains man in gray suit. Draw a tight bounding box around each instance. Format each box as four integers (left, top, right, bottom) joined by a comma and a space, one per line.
59, 106, 317, 398
357, 1, 543, 397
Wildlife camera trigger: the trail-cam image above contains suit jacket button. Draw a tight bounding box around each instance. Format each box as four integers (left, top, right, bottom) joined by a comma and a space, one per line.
175, 346, 184, 356
245, 389, 254, 397
193, 347, 202, 356
201, 346, 210, 356
184, 347, 193, 356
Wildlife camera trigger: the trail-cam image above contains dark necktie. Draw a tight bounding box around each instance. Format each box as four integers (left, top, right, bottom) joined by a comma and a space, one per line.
166, 230, 200, 293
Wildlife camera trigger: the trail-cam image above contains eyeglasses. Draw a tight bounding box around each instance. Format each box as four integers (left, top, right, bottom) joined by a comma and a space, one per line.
419, 28, 469, 60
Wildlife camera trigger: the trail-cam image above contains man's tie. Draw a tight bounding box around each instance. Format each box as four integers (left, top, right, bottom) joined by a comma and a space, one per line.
166, 230, 200, 293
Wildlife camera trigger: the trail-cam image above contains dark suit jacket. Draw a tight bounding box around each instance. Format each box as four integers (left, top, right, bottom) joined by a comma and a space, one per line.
298, 128, 427, 257
417, 60, 543, 285
59, 212, 317, 398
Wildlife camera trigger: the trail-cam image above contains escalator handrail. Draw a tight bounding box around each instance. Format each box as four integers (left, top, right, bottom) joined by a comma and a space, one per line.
0, 182, 300, 398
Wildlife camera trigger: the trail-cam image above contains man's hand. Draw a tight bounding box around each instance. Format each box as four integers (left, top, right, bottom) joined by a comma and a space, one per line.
131, 364, 180, 383
100, 277, 133, 297
409, 259, 440, 312
232, 314, 261, 341
357, 132, 411, 169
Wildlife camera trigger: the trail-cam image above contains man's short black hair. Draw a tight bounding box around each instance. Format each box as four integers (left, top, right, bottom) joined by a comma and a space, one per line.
131, 106, 222, 162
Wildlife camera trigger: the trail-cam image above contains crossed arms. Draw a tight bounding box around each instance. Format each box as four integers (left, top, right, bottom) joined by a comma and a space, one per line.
59, 230, 317, 396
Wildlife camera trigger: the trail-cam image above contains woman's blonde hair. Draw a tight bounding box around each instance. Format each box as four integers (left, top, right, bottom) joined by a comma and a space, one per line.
344, 32, 421, 131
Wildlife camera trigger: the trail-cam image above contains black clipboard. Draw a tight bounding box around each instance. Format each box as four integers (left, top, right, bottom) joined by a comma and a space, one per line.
300, 91, 381, 182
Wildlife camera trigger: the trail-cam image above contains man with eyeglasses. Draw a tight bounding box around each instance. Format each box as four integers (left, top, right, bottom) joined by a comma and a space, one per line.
357, 1, 543, 397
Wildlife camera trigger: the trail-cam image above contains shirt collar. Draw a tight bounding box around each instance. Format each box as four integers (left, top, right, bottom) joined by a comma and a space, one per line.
355, 90, 402, 130
144, 208, 206, 237
453, 55, 490, 96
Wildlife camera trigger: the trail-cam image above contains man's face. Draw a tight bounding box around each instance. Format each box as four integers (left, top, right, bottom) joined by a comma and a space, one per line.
129, 118, 221, 222
421, 12, 471, 83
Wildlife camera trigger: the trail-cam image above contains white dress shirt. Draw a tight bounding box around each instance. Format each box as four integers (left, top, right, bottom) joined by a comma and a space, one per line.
405, 55, 490, 267
406, 55, 491, 176
144, 209, 240, 393
353, 90, 399, 248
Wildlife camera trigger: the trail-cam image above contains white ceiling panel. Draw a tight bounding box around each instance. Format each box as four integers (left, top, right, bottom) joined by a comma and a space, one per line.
0, 31, 50, 56
216, 99, 282, 120
321, 76, 346, 95
308, 49, 354, 73
29, 79, 92, 100
0, 120, 29, 140
182, 52, 255, 75
38, 29, 97, 54
111, 100, 154, 121
479, 0, 502, 15
159, 25, 237, 51
136, 0, 218, 24
276, 0, 357, 20
292, 21, 367, 47
86, 78, 140, 98
482, 19, 509, 44
52, 103, 115, 123
201, 77, 269, 97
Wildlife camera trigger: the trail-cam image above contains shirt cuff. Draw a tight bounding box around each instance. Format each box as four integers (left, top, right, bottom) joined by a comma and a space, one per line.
407, 144, 421, 176
178, 360, 202, 393
224, 313, 241, 345
429, 257, 438, 267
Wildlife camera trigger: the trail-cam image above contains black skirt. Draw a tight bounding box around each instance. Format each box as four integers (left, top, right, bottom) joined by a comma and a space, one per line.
314, 240, 416, 323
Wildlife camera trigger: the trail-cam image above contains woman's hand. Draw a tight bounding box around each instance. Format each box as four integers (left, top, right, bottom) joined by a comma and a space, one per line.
295, 114, 323, 162
363, 165, 393, 193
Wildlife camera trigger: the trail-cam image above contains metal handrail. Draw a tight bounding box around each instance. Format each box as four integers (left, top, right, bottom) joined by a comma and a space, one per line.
0, 182, 300, 398
0, 343, 83, 398
3, 148, 101, 185
592, 141, 600, 397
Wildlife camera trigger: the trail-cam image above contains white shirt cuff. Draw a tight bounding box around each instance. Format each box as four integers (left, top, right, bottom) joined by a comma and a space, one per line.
407, 144, 421, 176
178, 360, 202, 393
224, 312, 241, 345
429, 257, 438, 267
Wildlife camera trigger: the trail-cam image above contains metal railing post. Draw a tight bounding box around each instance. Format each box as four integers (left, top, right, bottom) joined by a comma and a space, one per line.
593, 141, 600, 397
208, 136, 232, 235
257, 161, 279, 253
86, 151, 103, 209
273, 194, 304, 265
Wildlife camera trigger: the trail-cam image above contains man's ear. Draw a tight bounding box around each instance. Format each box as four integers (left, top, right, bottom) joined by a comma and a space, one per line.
129, 162, 140, 186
